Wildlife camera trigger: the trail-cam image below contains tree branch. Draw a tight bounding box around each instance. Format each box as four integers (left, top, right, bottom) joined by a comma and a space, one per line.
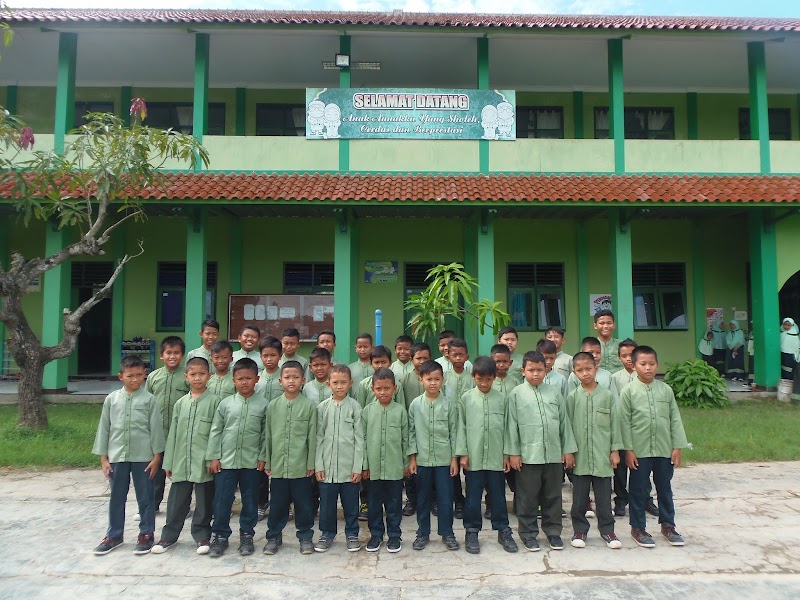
96, 209, 141, 246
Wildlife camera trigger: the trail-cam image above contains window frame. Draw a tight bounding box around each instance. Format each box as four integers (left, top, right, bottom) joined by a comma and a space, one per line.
156, 262, 218, 332
594, 106, 676, 140
283, 262, 334, 295
738, 107, 792, 141
506, 263, 566, 332
255, 103, 306, 137
144, 102, 226, 136
516, 106, 565, 139
632, 263, 687, 332
74, 101, 115, 129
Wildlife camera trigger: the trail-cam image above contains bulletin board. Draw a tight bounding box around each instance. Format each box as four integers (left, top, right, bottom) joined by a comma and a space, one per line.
228, 295, 334, 343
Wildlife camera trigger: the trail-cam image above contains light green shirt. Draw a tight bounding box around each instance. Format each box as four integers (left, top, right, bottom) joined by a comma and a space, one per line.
455, 387, 507, 472
510, 352, 525, 379
362, 400, 409, 480
206, 393, 269, 470
492, 374, 520, 398
408, 393, 457, 467
443, 369, 475, 404
599, 338, 624, 373
145, 366, 190, 437
303, 379, 332, 406
255, 370, 283, 403
186, 346, 211, 363
391, 359, 414, 382
92, 387, 165, 463
435, 356, 473, 374
315, 396, 363, 483
612, 369, 637, 398
544, 370, 568, 397
554, 352, 573, 380
349, 360, 374, 389
620, 379, 689, 459
163, 390, 222, 483
232, 348, 261, 365
567, 368, 618, 403
506, 382, 577, 464
262, 393, 317, 479
566, 386, 623, 477
208, 372, 236, 399
279, 353, 308, 370
355, 375, 405, 408
401, 371, 424, 409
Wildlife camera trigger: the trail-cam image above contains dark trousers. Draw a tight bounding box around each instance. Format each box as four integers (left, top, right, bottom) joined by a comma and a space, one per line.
367, 479, 403, 538
613, 452, 628, 506
403, 474, 417, 506
107, 461, 155, 539
319, 481, 359, 539
781, 352, 796, 380
267, 476, 314, 541
258, 471, 270, 507
211, 468, 260, 538
629, 457, 676, 530
571, 475, 614, 535
416, 465, 454, 537
154, 468, 167, 510
713, 348, 727, 376
159, 480, 214, 543
464, 470, 509, 532
453, 471, 465, 506
515, 463, 563, 539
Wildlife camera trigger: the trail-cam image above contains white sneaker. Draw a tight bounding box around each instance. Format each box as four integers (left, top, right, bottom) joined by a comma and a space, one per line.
196, 541, 210, 555
586, 509, 595, 518
571, 533, 587, 548
133, 513, 141, 522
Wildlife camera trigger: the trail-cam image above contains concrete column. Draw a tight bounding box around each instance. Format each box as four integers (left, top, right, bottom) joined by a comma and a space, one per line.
747, 41, 771, 173
749, 211, 780, 389
42, 225, 70, 392
609, 209, 634, 340
333, 208, 359, 364
607, 39, 625, 173
54, 32, 77, 154
184, 208, 208, 345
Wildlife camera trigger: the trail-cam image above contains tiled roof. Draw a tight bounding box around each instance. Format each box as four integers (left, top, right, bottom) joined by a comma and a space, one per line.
4, 9, 800, 33
116, 173, 800, 204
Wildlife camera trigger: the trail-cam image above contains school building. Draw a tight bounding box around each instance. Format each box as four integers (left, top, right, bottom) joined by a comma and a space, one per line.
1, 9, 799, 391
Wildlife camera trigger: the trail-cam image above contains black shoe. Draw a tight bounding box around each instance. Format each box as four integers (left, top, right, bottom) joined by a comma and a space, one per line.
431, 502, 438, 516
498, 528, 518, 553
484, 505, 491, 520
442, 534, 459, 551
366, 535, 383, 552
614, 503, 626, 517
93, 536, 123, 555
412, 535, 429, 550
262, 535, 282, 555
465, 531, 480, 554
208, 534, 228, 558
645, 500, 659, 517
453, 503, 464, 519
151, 539, 175, 554
547, 535, 564, 550
238, 533, 254, 556
133, 533, 154, 555
299, 539, 314, 555
402, 500, 416, 517
387, 537, 401, 553
522, 536, 540, 552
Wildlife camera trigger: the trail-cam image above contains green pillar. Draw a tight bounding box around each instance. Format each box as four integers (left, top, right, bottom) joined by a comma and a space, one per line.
338, 35, 351, 172
54, 32, 77, 154
120, 86, 132, 127
576, 220, 590, 339
42, 224, 70, 392
235, 87, 247, 136
334, 209, 358, 364
6, 85, 17, 115
692, 220, 706, 358
463, 214, 478, 354
477, 37, 490, 173
184, 208, 207, 344
476, 209, 496, 355
747, 42, 771, 173
230, 218, 242, 295
110, 223, 126, 373
609, 210, 634, 340
573, 91, 584, 140
687, 92, 698, 140
607, 39, 625, 174
193, 33, 210, 149
749, 211, 780, 389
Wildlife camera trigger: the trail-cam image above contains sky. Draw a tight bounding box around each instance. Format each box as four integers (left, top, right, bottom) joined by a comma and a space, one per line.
4, 0, 798, 18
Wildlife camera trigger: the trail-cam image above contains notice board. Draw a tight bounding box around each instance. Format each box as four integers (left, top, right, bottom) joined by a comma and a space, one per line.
228, 295, 334, 343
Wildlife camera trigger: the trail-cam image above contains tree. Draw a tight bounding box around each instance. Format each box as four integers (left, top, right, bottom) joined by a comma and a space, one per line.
403, 262, 511, 343
0, 99, 209, 429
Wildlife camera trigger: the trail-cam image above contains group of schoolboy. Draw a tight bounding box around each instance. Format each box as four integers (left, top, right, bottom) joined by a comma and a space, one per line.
92, 309, 688, 559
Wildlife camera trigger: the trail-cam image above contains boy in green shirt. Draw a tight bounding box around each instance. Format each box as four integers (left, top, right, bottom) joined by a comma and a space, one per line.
362, 368, 409, 553
152, 357, 221, 555
262, 360, 317, 555
408, 360, 460, 552
255, 335, 283, 521
303, 347, 333, 406
594, 310, 624, 373
279, 327, 308, 372
356, 345, 405, 408
498, 326, 524, 380
546, 326, 573, 380
206, 358, 268, 558
349, 332, 375, 389
400, 341, 431, 517
314, 364, 363, 553
538, 339, 568, 397
186, 318, 220, 362
391, 335, 414, 381
443, 338, 472, 518
92, 355, 165, 556
457, 357, 518, 554
566, 352, 624, 550
436, 330, 473, 374
232, 324, 261, 364
621, 345, 689, 549
490, 344, 521, 395
146, 335, 189, 512
506, 351, 577, 552
610, 338, 639, 517
566, 337, 618, 401
208, 340, 236, 399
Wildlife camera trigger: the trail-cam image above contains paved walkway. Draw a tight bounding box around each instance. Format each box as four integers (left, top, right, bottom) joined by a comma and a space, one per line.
1, 462, 799, 598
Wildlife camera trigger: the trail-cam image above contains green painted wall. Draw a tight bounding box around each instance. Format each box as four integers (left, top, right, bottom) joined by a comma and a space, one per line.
776, 215, 800, 289
490, 139, 614, 173
700, 214, 750, 329
625, 140, 761, 173
698, 93, 798, 141
203, 136, 338, 171
349, 140, 479, 173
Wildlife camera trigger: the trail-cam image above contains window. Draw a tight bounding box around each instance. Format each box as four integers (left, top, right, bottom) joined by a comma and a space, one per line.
594, 107, 675, 139
738, 108, 792, 140
255, 104, 306, 136
403, 262, 463, 341
284, 263, 334, 294
145, 102, 226, 135
74, 101, 114, 128
632, 263, 687, 330
157, 262, 217, 331
507, 263, 565, 331
516, 107, 564, 139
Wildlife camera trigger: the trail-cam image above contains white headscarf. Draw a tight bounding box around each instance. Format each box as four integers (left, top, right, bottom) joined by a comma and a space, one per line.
780, 317, 800, 356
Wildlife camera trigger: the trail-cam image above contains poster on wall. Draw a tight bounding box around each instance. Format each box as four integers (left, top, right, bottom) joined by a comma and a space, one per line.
590, 294, 613, 316
306, 88, 516, 140
735, 310, 748, 322
365, 261, 398, 284
706, 307, 724, 326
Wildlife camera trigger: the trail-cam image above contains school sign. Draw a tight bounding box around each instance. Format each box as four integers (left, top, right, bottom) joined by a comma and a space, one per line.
306, 88, 516, 140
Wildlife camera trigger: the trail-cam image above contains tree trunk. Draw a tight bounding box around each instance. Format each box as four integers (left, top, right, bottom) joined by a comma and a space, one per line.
17, 355, 47, 430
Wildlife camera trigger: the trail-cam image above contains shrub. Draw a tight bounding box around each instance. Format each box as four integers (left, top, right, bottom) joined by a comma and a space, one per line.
664, 359, 730, 409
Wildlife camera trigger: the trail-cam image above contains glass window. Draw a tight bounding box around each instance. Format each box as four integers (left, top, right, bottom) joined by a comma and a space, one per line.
255, 104, 306, 136
516, 107, 564, 139
632, 263, 687, 331
507, 264, 565, 331
74, 102, 114, 128
738, 108, 792, 140
633, 291, 659, 329
594, 107, 675, 140
145, 102, 226, 135
284, 263, 334, 294
156, 262, 217, 331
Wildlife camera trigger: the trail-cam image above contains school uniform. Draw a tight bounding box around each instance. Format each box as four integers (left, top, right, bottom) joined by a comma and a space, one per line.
255, 370, 283, 403
262, 393, 317, 544
455, 387, 511, 534
566, 368, 618, 403
599, 338, 623, 373
355, 375, 405, 408
316, 396, 363, 541
726, 321, 746, 380
206, 393, 269, 540
408, 393, 458, 538
565, 386, 623, 538
710, 320, 728, 376
363, 400, 408, 540
391, 359, 414, 382
491, 375, 519, 498
208, 372, 235, 400
619, 379, 688, 530
612, 369, 636, 398
145, 366, 190, 510
303, 379, 332, 406
92, 387, 166, 540
544, 370, 567, 398
401, 371, 424, 408
553, 351, 574, 381
505, 382, 577, 541
443, 369, 473, 507
610, 368, 637, 509
349, 360, 374, 390
232, 348, 261, 365
698, 336, 715, 369
159, 390, 222, 545
279, 353, 309, 371
435, 356, 473, 374
509, 352, 525, 380
186, 346, 211, 363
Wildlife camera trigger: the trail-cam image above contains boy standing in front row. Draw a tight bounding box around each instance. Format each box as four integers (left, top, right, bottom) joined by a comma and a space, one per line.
362, 368, 409, 553
152, 357, 221, 555
457, 356, 518, 554
620, 345, 689, 549
400, 342, 432, 517
92, 356, 165, 555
